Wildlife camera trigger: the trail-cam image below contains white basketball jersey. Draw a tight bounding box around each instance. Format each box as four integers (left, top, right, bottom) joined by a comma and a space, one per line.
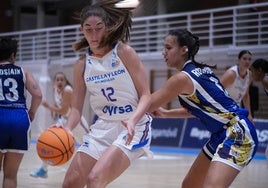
54, 85, 72, 124
54, 85, 72, 111
226, 65, 250, 106
84, 43, 139, 121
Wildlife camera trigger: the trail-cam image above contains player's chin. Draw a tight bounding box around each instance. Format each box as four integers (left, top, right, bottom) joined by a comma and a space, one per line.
163, 59, 168, 64
166, 61, 172, 67
90, 41, 100, 48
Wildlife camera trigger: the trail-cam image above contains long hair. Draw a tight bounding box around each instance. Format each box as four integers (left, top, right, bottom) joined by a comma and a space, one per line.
169, 29, 216, 69
73, 0, 133, 52
53, 72, 72, 88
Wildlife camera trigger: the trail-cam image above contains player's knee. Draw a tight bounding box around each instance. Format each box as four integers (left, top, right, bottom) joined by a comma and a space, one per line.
203, 177, 223, 188
181, 176, 200, 188
62, 173, 82, 188
62, 178, 73, 188
3, 171, 17, 180
87, 171, 106, 187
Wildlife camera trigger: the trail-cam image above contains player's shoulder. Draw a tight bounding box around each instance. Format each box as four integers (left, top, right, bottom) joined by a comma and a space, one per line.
64, 85, 73, 93
75, 54, 86, 65
73, 54, 86, 69
117, 42, 135, 55
223, 66, 236, 78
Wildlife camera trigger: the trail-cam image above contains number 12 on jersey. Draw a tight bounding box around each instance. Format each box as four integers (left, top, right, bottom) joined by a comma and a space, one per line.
101, 87, 117, 102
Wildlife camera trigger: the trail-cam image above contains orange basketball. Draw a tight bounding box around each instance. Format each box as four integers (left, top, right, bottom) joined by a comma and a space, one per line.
36, 126, 74, 166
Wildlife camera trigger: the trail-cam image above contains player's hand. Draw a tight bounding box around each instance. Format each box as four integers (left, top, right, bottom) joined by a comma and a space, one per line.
63, 126, 74, 137
28, 110, 35, 122
51, 125, 74, 138
50, 124, 63, 128
121, 120, 135, 146
150, 107, 167, 118
248, 114, 254, 124
42, 100, 49, 108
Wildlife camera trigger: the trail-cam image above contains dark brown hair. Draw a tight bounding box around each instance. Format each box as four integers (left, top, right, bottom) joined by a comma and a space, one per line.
168, 29, 216, 69
54, 72, 72, 87
252, 58, 268, 73
0, 37, 18, 61
238, 50, 252, 59
73, 0, 133, 51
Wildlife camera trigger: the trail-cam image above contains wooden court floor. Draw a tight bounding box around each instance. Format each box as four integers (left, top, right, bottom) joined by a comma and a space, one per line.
1, 144, 267, 188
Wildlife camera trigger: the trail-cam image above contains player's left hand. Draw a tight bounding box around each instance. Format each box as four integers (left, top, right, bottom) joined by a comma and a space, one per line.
150, 107, 167, 118
28, 110, 35, 122
121, 120, 135, 145
42, 100, 49, 108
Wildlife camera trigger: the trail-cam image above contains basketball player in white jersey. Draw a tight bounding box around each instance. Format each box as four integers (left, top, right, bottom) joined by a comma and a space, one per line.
220, 50, 253, 121
30, 72, 88, 178
61, 1, 152, 187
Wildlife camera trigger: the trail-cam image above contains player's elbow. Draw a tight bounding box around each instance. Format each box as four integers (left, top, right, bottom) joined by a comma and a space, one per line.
34, 91, 43, 103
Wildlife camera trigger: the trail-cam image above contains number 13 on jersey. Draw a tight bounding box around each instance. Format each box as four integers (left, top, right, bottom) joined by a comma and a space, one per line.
0, 78, 19, 102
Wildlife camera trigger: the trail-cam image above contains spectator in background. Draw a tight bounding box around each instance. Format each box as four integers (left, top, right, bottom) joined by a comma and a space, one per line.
220, 50, 253, 121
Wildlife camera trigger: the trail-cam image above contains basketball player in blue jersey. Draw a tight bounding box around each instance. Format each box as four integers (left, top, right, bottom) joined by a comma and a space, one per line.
220, 50, 253, 121
0, 37, 42, 188
62, 1, 152, 188
149, 29, 258, 188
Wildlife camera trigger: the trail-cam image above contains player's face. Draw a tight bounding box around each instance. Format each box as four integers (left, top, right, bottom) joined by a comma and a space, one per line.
250, 66, 263, 81
54, 74, 66, 90
81, 16, 106, 49
162, 35, 185, 70
238, 53, 252, 70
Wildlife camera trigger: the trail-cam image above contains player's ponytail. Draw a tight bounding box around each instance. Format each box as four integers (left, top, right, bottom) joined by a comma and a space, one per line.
169, 29, 216, 69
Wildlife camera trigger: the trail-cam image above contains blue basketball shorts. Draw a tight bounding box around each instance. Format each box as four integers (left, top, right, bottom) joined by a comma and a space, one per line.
0, 108, 31, 153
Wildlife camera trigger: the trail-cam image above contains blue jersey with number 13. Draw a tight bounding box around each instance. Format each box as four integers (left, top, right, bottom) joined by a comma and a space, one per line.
0, 63, 27, 109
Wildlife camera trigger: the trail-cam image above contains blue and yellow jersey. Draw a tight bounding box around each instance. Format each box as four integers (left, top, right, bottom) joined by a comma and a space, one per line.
179, 61, 248, 133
